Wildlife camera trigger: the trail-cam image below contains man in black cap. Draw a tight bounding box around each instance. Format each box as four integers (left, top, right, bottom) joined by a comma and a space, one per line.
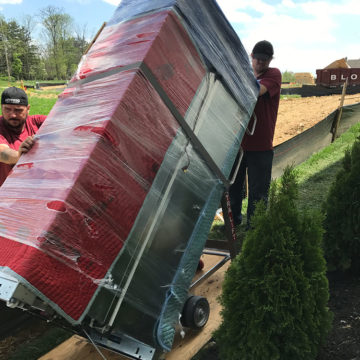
0, 87, 46, 186
230, 40, 281, 228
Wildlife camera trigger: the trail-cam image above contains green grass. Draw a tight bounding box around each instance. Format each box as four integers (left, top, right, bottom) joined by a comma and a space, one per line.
280, 94, 301, 99
209, 122, 360, 243
295, 122, 360, 211
0, 80, 67, 88
0, 86, 60, 116
25, 80, 67, 86
28, 96, 58, 115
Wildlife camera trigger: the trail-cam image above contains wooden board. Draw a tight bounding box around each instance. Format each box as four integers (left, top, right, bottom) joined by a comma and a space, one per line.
165, 254, 229, 360
39, 335, 125, 360
39, 253, 230, 360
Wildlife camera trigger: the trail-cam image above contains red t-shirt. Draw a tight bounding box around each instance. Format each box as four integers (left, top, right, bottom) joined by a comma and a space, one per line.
0, 114, 46, 186
242, 67, 282, 151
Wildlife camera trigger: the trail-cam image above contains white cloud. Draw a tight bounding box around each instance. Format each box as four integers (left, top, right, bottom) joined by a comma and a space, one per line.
217, 0, 360, 73
301, 0, 360, 16
101, 0, 120, 6
223, 10, 253, 24
0, 0, 22, 4
281, 0, 296, 9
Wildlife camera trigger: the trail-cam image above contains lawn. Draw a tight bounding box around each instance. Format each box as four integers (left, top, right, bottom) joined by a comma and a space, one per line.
295, 121, 360, 211
0, 83, 61, 116
27, 94, 58, 116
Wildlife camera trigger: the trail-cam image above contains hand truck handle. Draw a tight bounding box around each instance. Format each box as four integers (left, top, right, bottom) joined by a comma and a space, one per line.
229, 147, 243, 185
246, 113, 257, 136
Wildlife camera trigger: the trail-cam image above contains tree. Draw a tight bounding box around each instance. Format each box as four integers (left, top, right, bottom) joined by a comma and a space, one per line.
11, 53, 22, 80
62, 35, 89, 78
39, 6, 90, 79
0, 16, 42, 80
21, 15, 41, 80
215, 167, 332, 360
282, 70, 296, 83
74, 24, 89, 56
0, 9, 89, 81
40, 6, 73, 79
0, 17, 11, 81
323, 137, 360, 273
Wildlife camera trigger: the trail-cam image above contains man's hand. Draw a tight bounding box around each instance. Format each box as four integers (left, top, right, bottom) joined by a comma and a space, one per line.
0, 136, 36, 165
18, 135, 36, 155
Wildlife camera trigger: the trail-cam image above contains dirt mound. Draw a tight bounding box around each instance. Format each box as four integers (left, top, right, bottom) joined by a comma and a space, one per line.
274, 93, 360, 146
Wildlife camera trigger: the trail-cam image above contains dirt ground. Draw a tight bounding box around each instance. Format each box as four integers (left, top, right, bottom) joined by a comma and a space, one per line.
274, 93, 360, 145
317, 271, 360, 360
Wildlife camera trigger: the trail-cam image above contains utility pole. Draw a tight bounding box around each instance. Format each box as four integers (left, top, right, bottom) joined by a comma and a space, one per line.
332, 77, 348, 142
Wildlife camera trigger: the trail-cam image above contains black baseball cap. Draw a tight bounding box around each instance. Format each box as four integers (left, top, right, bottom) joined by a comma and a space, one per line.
252, 40, 274, 60
1, 87, 28, 106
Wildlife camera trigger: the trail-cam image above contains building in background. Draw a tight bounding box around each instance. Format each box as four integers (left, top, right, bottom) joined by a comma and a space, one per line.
316, 57, 360, 87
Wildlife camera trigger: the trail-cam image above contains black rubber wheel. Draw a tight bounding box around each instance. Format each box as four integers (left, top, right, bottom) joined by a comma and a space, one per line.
181, 295, 210, 329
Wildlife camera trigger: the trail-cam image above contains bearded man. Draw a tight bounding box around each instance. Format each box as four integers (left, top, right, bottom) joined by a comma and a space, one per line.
0, 87, 46, 186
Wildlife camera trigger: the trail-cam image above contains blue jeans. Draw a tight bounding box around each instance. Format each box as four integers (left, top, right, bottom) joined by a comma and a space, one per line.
229, 150, 274, 227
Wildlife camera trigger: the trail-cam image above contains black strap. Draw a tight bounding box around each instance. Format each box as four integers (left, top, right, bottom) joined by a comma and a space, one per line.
69, 61, 142, 87
139, 62, 229, 188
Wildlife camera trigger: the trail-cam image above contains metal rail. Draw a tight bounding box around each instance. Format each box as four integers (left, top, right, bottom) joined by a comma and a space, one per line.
190, 249, 230, 289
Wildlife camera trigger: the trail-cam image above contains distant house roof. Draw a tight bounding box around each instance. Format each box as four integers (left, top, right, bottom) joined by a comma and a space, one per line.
347, 59, 360, 68
324, 58, 349, 69
322, 58, 360, 69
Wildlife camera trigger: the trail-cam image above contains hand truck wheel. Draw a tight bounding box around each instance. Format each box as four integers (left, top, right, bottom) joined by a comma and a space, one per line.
180, 295, 210, 329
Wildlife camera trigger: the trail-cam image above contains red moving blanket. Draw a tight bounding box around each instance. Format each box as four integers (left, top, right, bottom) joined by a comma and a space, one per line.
0, 10, 205, 322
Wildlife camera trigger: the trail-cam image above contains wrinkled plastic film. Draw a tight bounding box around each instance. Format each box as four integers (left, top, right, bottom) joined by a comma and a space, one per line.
0, 0, 258, 352
107, 0, 259, 112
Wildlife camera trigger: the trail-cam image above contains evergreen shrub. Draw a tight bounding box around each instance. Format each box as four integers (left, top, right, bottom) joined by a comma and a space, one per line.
215, 167, 332, 360
323, 136, 360, 273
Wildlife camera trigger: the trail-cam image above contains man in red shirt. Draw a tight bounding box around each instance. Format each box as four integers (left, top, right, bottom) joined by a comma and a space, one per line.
0, 87, 46, 186
230, 40, 282, 228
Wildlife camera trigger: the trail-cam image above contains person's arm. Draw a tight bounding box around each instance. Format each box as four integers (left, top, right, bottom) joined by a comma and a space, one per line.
0, 144, 20, 164
0, 136, 36, 165
258, 83, 268, 96
256, 78, 269, 96
258, 68, 282, 98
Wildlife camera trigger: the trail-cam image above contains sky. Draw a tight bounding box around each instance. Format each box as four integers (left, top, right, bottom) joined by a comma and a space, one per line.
0, 0, 359, 75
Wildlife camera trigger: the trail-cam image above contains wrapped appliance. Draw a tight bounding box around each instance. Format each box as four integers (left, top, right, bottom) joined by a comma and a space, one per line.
0, 0, 258, 357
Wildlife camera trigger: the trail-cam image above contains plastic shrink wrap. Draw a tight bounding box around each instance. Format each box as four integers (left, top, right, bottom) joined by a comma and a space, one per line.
0, 0, 258, 354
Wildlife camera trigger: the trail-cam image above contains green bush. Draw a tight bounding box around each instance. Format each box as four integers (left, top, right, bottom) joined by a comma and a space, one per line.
215, 167, 332, 360
323, 136, 360, 273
